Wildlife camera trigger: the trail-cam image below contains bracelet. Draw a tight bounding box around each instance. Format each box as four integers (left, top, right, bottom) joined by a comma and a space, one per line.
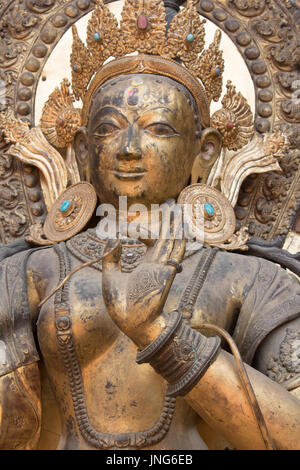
136, 311, 182, 364
136, 312, 221, 397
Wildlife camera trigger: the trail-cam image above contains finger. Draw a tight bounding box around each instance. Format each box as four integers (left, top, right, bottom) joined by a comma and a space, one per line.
162, 240, 186, 286
169, 238, 186, 264
102, 239, 122, 273
151, 202, 183, 262
150, 232, 175, 263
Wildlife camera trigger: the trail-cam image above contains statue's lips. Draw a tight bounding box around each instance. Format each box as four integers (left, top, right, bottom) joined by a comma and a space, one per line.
111, 168, 147, 181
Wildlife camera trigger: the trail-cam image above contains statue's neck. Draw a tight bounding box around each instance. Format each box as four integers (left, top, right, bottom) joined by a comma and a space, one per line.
96, 199, 177, 241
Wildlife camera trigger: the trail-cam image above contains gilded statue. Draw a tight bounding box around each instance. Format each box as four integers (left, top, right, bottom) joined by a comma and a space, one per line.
0, 0, 299, 451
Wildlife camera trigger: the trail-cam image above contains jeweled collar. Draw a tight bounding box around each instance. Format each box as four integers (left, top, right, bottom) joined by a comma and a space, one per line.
66, 228, 147, 273
66, 227, 201, 273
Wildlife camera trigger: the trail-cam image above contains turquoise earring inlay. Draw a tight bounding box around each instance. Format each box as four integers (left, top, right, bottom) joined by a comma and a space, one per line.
60, 200, 71, 213
204, 202, 215, 217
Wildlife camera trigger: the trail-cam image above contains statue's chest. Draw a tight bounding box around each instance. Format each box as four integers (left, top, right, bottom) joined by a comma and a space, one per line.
37, 268, 121, 368
37, 246, 229, 370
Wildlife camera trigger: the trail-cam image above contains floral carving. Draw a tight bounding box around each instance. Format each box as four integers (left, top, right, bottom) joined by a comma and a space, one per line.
25, 0, 55, 14
280, 99, 300, 123
0, 36, 24, 68
86, 0, 121, 68
229, 0, 267, 17
277, 70, 300, 97
40, 78, 81, 148
211, 81, 254, 150
269, 37, 300, 71
0, 1, 39, 40
120, 0, 167, 55
192, 31, 224, 103
0, 174, 29, 242
70, 25, 94, 101
166, 2, 206, 63
252, 4, 289, 43
267, 328, 300, 389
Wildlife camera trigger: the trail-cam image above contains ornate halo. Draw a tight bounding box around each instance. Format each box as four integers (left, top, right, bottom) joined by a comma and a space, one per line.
178, 184, 236, 245
44, 182, 97, 242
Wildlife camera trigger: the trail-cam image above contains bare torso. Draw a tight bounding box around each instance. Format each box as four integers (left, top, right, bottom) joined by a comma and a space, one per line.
27, 245, 221, 450
26, 237, 300, 450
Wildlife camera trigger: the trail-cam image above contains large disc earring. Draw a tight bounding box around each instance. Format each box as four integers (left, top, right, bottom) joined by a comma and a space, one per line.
178, 183, 236, 245
43, 182, 98, 242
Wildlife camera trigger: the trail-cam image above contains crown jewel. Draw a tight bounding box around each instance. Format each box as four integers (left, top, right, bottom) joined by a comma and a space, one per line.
70, 0, 224, 106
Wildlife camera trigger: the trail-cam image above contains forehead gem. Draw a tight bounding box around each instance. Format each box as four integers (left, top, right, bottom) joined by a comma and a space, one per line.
93, 32, 101, 41
186, 33, 195, 43
137, 15, 148, 31
60, 200, 71, 213
215, 67, 221, 77
127, 88, 139, 106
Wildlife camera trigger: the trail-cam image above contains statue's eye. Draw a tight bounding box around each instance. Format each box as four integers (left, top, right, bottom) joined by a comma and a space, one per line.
145, 123, 178, 137
94, 123, 119, 137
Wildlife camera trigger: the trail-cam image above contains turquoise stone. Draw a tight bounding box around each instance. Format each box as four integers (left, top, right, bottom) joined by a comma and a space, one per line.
60, 200, 71, 213
93, 32, 100, 41
204, 202, 215, 217
186, 33, 195, 43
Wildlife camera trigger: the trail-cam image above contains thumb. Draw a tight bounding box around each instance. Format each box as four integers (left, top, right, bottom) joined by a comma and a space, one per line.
102, 239, 122, 273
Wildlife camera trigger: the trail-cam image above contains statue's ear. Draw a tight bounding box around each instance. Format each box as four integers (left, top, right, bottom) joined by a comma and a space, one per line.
73, 127, 90, 182
192, 128, 222, 184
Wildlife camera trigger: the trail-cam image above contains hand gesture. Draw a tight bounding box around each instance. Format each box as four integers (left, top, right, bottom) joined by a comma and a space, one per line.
102, 215, 185, 348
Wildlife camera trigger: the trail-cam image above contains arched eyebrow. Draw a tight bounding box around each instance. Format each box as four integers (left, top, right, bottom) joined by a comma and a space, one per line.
90, 106, 129, 130
135, 107, 176, 126
137, 106, 173, 118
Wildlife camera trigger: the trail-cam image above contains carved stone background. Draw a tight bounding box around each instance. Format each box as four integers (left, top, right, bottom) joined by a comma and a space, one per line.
0, 0, 299, 244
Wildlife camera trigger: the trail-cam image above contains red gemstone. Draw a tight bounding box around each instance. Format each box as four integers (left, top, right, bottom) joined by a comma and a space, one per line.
227, 122, 234, 130
56, 118, 64, 127
137, 15, 148, 31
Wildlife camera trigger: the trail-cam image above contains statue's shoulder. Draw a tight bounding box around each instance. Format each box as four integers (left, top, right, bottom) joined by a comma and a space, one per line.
189, 245, 263, 282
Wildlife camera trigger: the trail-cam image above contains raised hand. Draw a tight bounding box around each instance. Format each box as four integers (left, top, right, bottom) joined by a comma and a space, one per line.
102, 214, 186, 349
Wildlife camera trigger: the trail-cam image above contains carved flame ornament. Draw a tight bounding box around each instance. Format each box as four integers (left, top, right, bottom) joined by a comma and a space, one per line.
40, 78, 81, 149
211, 81, 254, 151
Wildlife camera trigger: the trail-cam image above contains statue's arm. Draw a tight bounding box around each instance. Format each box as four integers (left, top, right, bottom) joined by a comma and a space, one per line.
102, 241, 300, 450
184, 348, 300, 450
0, 364, 41, 450
183, 255, 300, 450
253, 316, 300, 400
0, 250, 42, 450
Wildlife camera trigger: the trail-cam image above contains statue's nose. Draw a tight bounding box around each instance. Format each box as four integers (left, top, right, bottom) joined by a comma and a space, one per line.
117, 125, 142, 160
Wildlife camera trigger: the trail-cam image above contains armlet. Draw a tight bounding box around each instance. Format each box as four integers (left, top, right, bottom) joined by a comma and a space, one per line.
266, 328, 300, 392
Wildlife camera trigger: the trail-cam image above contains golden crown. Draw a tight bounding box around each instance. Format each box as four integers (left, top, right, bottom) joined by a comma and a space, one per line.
40, 0, 254, 152
70, 0, 223, 120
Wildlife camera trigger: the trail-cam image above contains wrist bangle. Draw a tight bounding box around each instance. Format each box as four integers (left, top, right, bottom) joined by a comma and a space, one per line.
136, 311, 182, 364
136, 312, 221, 397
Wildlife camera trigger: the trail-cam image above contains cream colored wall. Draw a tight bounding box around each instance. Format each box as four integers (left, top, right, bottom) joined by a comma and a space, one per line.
34, 0, 256, 124
284, 232, 300, 255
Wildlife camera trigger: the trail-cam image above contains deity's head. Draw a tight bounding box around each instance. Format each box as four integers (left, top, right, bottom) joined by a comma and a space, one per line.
66, 0, 229, 209
74, 71, 222, 208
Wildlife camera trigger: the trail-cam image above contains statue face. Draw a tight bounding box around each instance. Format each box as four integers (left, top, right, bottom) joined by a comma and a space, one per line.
86, 74, 201, 208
